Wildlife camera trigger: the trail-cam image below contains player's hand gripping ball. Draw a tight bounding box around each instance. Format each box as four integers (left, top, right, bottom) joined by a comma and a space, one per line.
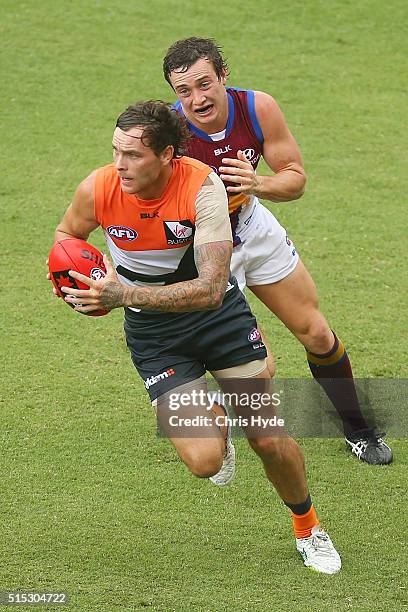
48, 238, 109, 316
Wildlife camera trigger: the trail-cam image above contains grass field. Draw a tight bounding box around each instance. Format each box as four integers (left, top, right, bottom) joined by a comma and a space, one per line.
1, 1, 408, 610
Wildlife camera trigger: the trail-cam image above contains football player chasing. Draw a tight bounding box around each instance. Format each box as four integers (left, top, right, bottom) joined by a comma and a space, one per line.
162, 37, 392, 465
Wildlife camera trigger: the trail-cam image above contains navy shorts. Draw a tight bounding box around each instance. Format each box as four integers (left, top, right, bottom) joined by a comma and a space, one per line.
124, 279, 267, 401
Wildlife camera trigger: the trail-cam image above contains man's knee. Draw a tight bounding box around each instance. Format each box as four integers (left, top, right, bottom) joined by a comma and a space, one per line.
248, 436, 286, 460
183, 447, 223, 478
298, 312, 333, 352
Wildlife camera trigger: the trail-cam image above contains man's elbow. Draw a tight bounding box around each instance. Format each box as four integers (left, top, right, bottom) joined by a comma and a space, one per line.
55, 223, 88, 242
55, 225, 74, 240
293, 186, 305, 200
205, 283, 228, 310
292, 171, 307, 200
208, 293, 224, 310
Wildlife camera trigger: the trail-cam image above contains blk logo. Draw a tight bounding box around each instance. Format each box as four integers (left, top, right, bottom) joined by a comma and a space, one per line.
140, 212, 159, 219
214, 145, 232, 156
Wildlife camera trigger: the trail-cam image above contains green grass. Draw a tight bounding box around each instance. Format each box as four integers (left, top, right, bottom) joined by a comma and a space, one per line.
1, 1, 408, 610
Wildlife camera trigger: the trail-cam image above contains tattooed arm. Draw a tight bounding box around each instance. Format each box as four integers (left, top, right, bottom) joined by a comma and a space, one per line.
62, 173, 233, 313
64, 240, 232, 312
102, 240, 231, 311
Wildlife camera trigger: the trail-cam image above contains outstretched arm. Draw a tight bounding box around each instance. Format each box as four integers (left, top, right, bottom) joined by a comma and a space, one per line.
219, 91, 306, 202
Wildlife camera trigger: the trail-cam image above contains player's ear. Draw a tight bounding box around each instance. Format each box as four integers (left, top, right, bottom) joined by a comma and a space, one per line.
220, 68, 227, 86
160, 145, 174, 165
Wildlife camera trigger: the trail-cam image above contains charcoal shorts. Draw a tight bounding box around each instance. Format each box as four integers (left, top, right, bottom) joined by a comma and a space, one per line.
124, 279, 267, 401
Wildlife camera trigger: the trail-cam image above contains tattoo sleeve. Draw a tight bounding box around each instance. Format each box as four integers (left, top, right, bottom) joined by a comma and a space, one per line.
98, 281, 131, 311
102, 241, 232, 312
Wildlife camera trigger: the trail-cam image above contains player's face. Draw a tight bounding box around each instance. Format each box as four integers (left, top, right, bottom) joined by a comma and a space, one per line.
112, 127, 173, 199
169, 58, 228, 133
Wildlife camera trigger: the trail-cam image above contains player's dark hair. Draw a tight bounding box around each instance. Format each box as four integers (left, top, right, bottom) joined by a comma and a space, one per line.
163, 37, 229, 86
116, 100, 189, 157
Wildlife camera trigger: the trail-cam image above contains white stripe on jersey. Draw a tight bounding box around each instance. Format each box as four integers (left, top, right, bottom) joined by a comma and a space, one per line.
105, 233, 190, 287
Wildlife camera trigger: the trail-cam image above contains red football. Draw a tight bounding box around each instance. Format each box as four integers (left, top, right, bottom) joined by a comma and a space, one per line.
48, 238, 109, 317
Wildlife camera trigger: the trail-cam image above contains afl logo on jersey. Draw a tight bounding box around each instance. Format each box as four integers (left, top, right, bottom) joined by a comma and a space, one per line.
107, 225, 138, 241
248, 328, 261, 342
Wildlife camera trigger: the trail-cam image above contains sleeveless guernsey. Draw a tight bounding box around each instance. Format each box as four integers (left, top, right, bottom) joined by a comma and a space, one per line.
174, 88, 264, 215
94, 157, 211, 287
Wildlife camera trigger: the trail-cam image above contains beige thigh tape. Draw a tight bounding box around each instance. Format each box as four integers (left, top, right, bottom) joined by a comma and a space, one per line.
211, 358, 267, 379
152, 375, 207, 409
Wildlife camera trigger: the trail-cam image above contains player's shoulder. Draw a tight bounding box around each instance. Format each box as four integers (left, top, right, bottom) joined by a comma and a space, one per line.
177, 155, 211, 173
228, 87, 280, 115
76, 170, 96, 198
227, 86, 273, 100
93, 162, 116, 177
89, 163, 118, 187
252, 91, 286, 130
253, 90, 281, 112
75, 164, 113, 201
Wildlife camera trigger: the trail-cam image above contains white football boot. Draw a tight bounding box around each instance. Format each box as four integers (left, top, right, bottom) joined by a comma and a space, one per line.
296, 525, 341, 574
209, 400, 236, 487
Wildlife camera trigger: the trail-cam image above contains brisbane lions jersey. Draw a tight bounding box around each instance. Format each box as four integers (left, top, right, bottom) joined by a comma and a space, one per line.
174, 88, 264, 216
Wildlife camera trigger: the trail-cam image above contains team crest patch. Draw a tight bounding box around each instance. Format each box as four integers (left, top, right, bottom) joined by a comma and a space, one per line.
163, 220, 195, 245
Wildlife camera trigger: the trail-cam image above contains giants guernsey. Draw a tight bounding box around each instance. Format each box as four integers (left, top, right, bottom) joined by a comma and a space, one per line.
174, 88, 264, 241
94, 157, 211, 301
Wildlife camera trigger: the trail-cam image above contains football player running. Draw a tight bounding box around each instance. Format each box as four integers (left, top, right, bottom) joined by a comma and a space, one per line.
163, 37, 392, 465
50, 100, 341, 574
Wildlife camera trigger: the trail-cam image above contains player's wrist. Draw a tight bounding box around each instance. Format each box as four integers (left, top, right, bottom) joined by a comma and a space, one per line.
250, 175, 266, 198
122, 285, 137, 309
250, 175, 298, 202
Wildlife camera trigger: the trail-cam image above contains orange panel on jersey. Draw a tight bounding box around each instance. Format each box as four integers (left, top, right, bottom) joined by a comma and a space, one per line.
94, 159, 210, 252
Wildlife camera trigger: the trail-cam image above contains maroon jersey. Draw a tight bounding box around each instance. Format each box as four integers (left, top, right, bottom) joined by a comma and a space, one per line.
174, 88, 264, 215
